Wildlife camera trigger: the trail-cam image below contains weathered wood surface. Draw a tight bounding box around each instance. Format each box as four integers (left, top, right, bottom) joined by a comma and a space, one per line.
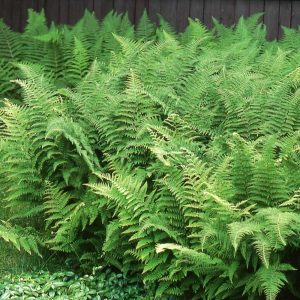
0, 0, 299, 39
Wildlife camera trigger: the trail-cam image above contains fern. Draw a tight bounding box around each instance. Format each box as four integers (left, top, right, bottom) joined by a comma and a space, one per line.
244, 264, 294, 300
0, 222, 42, 256
1, 9, 300, 300
0, 20, 21, 61
136, 10, 155, 41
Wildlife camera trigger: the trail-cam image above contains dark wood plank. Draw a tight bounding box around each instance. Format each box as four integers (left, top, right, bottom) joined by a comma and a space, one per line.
59, 0, 69, 24
204, 0, 219, 28
210, 0, 222, 23
177, 0, 189, 31
220, 0, 235, 26
189, 0, 204, 22
86, 0, 94, 11
1, 0, 12, 27
37, 0, 45, 11
126, 0, 136, 23
160, 0, 176, 28
11, 0, 22, 31
235, 0, 250, 23
135, 0, 149, 23
94, 0, 114, 20
20, 0, 27, 30
25, 0, 39, 12
113, 0, 125, 13
291, 1, 300, 28
148, 0, 160, 24
21, 0, 39, 30
249, 0, 264, 32
114, 0, 135, 22
68, 0, 88, 25
250, 0, 265, 31
249, 0, 264, 16
265, 0, 280, 40
278, 0, 291, 38
44, 0, 60, 25
0, 0, 3, 18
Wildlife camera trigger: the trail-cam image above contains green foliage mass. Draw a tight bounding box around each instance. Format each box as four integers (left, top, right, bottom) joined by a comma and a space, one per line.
0, 268, 144, 299
2, 8, 300, 300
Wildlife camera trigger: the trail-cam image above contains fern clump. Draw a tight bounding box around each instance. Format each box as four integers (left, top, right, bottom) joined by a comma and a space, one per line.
2, 9, 300, 300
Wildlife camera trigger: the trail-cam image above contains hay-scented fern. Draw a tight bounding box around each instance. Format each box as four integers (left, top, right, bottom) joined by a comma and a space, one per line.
1, 9, 300, 300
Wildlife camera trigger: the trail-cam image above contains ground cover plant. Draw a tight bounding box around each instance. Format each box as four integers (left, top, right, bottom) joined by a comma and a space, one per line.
1, 8, 300, 300
0, 268, 144, 299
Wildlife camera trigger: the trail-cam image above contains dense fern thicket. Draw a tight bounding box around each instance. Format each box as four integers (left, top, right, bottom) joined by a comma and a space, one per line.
2, 8, 300, 300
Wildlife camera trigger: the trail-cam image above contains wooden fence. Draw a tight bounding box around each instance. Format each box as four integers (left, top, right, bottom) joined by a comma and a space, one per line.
1, 0, 300, 39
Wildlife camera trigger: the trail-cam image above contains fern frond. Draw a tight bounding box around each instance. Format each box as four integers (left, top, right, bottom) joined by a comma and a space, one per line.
256, 265, 288, 300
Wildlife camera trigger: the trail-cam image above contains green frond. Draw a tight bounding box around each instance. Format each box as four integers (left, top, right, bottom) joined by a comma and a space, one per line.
255, 265, 288, 300
0, 20, 21, 60
252, 234, 272, 268
156, 14, 176, 40
0, 223, 42, 257
136, 10, 156, 41
180, 18, 211, 45
64, 37, 90, 86
228, 221, 260, 252
46, 117, 99, 171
